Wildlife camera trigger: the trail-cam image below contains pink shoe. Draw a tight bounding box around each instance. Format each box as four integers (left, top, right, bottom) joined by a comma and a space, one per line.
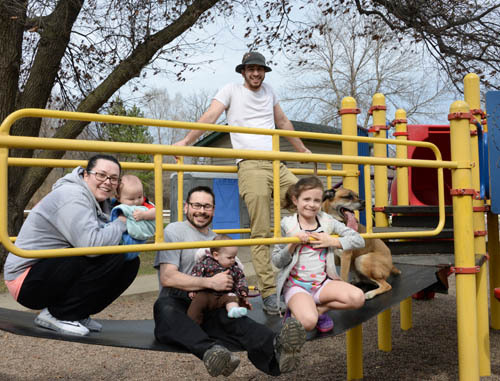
316, 313, 334, 333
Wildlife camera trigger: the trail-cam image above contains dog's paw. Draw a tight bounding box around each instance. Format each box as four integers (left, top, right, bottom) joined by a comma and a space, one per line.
364, 290, 377, 300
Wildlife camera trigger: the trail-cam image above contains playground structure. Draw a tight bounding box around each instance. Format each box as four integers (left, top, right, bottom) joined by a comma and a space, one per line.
0, 74, 499, 380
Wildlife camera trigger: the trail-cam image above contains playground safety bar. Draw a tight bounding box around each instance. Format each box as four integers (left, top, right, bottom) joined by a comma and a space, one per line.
0, 108, 454, 259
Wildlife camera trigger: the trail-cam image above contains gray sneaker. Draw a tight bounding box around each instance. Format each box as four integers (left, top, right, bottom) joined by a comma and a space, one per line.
274, 317, 306, 373
79, 317, 102, 332
262, 294, 286, 315
203, 345, 240, 377
222, 352, 240, 377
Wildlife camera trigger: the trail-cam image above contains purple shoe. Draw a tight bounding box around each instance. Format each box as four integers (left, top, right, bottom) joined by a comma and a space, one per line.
282, 309, 291, 323
316, 313, 334, 333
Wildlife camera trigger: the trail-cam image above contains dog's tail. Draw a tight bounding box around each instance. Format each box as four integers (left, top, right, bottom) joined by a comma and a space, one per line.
391, 265, 402, 275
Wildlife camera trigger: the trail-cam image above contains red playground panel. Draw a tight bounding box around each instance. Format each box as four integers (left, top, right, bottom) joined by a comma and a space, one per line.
495, 288, 500, 301
391, 125, 452, 206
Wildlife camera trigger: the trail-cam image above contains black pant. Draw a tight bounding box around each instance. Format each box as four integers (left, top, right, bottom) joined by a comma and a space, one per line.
153, 287, 281, 376
17, 254, 139, 321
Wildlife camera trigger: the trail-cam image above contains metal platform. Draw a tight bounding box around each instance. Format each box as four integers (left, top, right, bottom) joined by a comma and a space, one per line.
0, 263, 443, 352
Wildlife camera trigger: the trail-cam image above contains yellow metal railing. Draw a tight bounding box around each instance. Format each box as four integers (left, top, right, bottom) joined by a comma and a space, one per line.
0, 108, 454, 259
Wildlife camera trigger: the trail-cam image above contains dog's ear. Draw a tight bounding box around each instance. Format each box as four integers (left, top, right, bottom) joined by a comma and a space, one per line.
323, 188, 336, 201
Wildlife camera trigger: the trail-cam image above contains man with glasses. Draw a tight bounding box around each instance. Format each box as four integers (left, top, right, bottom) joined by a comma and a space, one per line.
4, 154, 139, 336
174, 51, 311, 315
153, 186, 306, 377
86, 170, 120, 184
188, 201, 214, 211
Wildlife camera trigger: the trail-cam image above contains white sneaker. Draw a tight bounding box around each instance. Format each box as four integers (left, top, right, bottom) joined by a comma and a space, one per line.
34, 308, 89, 336
79, 317, 102, 332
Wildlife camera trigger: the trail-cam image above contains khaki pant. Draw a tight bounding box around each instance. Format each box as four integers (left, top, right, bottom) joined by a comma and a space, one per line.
237, 160, 298, 298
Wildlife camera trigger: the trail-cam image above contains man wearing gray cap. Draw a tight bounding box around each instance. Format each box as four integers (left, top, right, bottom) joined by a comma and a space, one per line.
174, 51, 311, 315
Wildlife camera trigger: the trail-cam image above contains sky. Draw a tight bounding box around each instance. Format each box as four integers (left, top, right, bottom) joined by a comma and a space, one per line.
136, 44, 454, 126
153, 52, 287, 98
125, 12, 456, 126
139, 49, 290, 114
133, 18, 292, 116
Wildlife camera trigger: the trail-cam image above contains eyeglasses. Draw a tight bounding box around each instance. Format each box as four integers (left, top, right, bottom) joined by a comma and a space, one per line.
87, 171, 120, 185
188, 202, 214, 211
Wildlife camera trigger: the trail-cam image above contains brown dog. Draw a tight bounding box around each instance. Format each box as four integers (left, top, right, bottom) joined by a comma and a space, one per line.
322, 187, 401, 299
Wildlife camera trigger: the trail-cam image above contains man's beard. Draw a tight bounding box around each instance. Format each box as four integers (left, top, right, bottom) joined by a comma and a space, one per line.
244, 74, 263, 90
186, 211, 213, 230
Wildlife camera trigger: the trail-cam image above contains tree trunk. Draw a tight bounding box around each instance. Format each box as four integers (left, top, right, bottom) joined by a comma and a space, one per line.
0, 1, 28, 268
0, 0, 221, 270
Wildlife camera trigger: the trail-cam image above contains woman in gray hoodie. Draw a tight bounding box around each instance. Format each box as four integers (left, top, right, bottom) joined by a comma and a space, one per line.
3, 154, 139, 336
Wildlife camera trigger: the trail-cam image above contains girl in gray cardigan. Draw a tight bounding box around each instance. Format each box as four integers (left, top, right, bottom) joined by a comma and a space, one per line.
272, 177, 365, 333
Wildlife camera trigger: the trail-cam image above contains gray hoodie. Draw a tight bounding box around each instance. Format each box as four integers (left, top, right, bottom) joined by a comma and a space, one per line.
4, 166, 127, 281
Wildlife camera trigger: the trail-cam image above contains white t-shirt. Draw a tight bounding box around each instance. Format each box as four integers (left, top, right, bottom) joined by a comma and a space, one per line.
214, 82, 278, 156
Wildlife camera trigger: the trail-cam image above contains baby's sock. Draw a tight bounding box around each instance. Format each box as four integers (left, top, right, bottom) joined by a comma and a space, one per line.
228, 307, 248, 319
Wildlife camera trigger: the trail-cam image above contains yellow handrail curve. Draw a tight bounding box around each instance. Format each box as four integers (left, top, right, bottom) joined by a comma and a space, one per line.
0, 108, 454, 259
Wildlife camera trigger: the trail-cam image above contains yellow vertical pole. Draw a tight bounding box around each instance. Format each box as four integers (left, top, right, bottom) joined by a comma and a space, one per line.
449, 100, 479, 381
394, 109, 409, 206
326, 163, 332, 189
0, 118, 8, 250
154, 154, 164, 242
464, 73, 490, 376
272, 134, 281, 237
394, 109, 412, 330
371, 94, 389, 231
0, 147, 7, 246
340, 97, 363, 380
177, 157, 184, 222
371, 94, 391, 352
364, 165, 374, 233
488, 211, 500, 329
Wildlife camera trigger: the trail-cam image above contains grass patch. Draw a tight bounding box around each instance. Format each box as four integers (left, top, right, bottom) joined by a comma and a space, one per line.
138, 251, 157, 276
0, 276, 6, 294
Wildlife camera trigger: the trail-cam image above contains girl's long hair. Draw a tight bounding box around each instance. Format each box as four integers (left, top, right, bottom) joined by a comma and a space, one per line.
283, 176, 324, 211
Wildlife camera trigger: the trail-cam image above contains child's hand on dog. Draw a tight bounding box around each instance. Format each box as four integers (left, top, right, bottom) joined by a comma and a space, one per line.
309, 232, 342, 249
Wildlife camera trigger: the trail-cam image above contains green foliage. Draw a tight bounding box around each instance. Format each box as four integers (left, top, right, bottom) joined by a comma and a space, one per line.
99, 97, 155, 197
